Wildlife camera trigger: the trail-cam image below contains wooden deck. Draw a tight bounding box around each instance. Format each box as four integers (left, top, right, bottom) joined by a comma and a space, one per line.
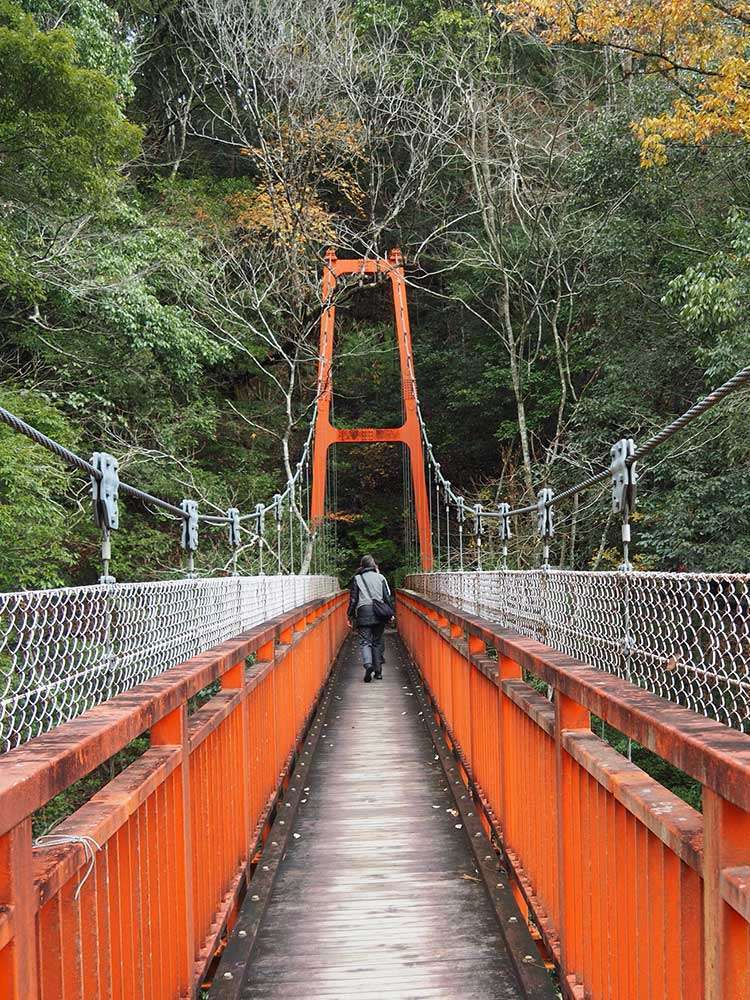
211, 631, 552, 1000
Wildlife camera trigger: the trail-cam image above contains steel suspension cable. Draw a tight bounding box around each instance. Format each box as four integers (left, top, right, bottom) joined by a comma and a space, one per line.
414, 363, 750, 526
0, 397, 323, 569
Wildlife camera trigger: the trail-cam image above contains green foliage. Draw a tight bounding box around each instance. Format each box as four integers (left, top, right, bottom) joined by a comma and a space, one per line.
21, 0, 133, 97
0, 1, 141, 205
32, 734, 149, 836
1, 0, 749, 594
667, 209, 750, 378
0, 388, 84, 589
0, 0, 742, 850
599, 721, 702, 812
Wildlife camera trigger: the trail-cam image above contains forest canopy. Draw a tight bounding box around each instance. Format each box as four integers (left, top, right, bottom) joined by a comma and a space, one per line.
1, 0, 749, 587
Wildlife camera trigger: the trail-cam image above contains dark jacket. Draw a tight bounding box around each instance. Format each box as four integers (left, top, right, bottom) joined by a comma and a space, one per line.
348, 569, 394, 625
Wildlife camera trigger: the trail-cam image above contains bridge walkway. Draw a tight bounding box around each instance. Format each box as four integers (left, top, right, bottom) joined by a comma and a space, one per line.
212, 631, 547, 1000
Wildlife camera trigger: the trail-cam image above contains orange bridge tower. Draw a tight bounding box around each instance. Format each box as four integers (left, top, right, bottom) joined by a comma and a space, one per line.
310, 249, 434, 571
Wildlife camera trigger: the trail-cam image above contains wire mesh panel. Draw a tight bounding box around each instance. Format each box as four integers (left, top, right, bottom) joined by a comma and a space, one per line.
406, 570, 750, 732
0, 575, 338, 752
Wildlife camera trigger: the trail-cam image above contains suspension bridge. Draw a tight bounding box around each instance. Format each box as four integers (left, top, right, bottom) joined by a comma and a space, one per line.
0, 250, 749, 999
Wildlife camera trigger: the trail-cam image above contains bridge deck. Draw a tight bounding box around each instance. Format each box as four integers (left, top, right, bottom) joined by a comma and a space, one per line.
214, 632, 540, 999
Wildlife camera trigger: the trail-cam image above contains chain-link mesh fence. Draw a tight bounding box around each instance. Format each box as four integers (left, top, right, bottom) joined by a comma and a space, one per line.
0, 575, 338, 753
405, 570, 750, 732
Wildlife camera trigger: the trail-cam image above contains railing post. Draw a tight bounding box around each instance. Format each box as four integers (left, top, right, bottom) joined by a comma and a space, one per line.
554, 690, 590, 996
497, 654, 522, 835
221, 662, 253, 858
703, 789, 750, 999
151, 705, 194, 994
0, 819, 38, 999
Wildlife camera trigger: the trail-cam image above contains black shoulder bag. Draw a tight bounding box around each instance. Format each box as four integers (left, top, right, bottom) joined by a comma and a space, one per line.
357, 573, 394, 623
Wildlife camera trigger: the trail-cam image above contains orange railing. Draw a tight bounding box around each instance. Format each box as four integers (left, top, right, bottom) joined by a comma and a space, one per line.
0, 591, 348, 1000
397, 589, 750, 1000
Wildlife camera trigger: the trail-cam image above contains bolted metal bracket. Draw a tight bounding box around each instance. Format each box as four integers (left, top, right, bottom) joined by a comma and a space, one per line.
473, 503, 483, 538
498, 502, 512, 541
90, 452, 119, 531
180, 499, 199, 552
610, 438, 637, 515
227, 508, 241, 549
537, 488, 554, 539
255, 502, 265, 536
273, 493, 283, 527
457, 496, 466, 523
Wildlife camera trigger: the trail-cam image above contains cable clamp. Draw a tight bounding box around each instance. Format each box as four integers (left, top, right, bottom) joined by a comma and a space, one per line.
610, 438, 637, 515
255, 502, 265, 535
227, 508, 241, 549
473, 503, 483, 537
180, 500, 199, 552
537, 488, 554, 539
90, 452, 119, 531
498, 502, 512, 540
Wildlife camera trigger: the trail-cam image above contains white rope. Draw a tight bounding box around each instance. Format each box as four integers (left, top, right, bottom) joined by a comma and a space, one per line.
35, 834, 102, 900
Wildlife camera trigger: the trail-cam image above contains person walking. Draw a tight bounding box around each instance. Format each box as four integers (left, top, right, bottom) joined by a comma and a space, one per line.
347, 554, 394, 682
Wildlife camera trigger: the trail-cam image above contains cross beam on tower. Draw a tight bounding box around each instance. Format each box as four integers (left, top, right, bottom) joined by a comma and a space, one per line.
311, 248, 434, 570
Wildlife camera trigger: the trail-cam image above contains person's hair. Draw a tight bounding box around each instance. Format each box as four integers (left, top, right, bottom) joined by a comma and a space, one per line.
359, 554, 377, 571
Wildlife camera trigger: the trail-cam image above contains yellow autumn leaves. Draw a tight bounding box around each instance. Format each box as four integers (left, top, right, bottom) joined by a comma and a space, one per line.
502, 0, 750, 164
229, 115, 366, 250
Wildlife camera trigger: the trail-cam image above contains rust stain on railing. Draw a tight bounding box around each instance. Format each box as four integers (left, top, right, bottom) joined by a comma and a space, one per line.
397, 588, 750, 1000
0, 592, 348, 1000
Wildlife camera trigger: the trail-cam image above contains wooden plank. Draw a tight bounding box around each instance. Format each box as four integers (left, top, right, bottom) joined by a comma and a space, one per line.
211, 633, 556, 999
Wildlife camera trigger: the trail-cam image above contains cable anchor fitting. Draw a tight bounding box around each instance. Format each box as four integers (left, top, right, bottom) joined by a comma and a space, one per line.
90, 452, 119, 532
498, 502, 512, 541
472, 503, 483, 538
90, 452, 119, 584
255, 503, 265, 536
180, 500, 199, 552
537, 488, 554, 568
537, 488, 554, 539
610, 438, 637, 571
610, 438, 637, 516
226, 508, 241, 549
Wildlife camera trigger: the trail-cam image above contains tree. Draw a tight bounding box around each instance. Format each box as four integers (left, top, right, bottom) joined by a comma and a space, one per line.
503, 0, 750, 165
404, 11, 615, 507
0, 1, 140, 204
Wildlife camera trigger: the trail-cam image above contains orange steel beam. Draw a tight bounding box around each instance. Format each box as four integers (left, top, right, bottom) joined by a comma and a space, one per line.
310, 248, 433, 570
396, 588, 750, 1000
0, 593, 349, 1000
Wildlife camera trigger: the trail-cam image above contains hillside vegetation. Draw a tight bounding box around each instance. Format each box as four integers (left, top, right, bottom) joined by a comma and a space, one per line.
2, 0, 749, 585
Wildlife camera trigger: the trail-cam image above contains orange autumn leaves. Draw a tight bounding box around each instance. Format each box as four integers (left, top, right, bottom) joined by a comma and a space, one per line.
229, 116, 366, 250
502, 0, 750, 164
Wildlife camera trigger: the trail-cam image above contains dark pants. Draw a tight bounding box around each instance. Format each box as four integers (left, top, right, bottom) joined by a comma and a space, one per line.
357, 622, 385, 672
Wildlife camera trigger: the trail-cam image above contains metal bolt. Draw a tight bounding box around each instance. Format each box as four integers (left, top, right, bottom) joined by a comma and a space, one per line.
238, 930, 247, 939
523, 955, 535, 964
223, 972, 233, 980
508, 916, 518, 923
251, 894, 260, 901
